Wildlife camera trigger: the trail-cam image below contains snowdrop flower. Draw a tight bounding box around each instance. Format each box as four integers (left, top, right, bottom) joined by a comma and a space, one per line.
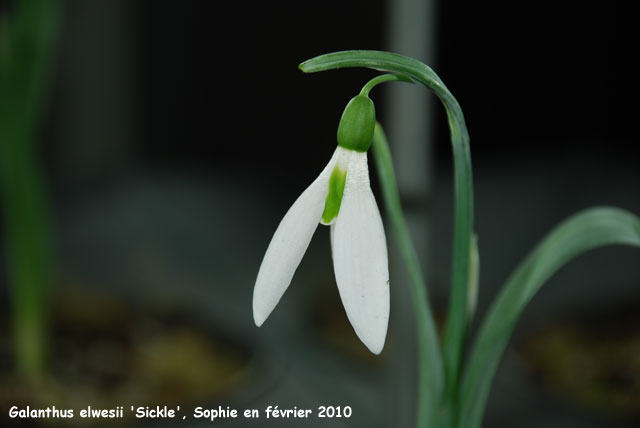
253, 94, 389, 354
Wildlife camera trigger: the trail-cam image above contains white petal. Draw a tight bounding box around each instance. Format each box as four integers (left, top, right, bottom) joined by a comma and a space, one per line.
332, 151, 390, 354
329, 223, 336, 260
253, 149, 339, 326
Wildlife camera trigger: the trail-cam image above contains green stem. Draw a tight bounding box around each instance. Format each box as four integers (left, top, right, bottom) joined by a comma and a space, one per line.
372, 123, 445, 428
301, 50, 475, 416
360, 73, 413, 96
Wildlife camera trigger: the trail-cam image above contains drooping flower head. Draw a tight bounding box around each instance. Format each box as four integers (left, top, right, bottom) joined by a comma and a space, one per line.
253, 93, 389, 354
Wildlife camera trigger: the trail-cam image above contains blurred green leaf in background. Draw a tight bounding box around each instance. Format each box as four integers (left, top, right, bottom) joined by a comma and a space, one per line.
0, 0, 60, 382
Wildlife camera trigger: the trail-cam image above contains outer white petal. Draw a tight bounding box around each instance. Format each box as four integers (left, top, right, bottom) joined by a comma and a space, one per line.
332, 151, 390, 354
329, 223, 336, 260
253, 149, 339, 327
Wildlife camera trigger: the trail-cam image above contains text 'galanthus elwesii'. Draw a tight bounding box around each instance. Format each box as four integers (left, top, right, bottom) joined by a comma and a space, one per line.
252, 94, 389, 354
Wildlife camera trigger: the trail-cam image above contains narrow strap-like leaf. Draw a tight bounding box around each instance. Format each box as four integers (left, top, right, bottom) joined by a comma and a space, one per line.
458, 207, 640, 428
372, 123, 444, 427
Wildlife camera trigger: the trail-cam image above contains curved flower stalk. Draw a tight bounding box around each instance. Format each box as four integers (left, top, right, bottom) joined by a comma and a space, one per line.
253, 95, 390, 354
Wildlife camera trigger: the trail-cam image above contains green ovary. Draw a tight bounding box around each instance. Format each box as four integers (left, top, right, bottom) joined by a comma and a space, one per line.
321, 166, 347, 225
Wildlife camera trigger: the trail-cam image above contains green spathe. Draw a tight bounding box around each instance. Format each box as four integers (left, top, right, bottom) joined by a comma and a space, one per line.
321, 165, 347, 224
337, 95, 375, 152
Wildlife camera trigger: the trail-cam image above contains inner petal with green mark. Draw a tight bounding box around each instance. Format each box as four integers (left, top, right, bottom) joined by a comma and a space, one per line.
321, 164, 348, 225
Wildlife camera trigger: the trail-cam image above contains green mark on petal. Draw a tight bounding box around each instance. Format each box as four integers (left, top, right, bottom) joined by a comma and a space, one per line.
321, 165, 347, 225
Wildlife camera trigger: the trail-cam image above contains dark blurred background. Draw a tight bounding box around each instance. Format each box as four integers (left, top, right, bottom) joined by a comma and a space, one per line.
1, 0, 639, 427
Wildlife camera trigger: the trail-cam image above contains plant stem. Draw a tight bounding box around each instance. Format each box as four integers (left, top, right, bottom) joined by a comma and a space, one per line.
360, 73, 413, 96
301, 50, 475, 425
301, 49, 475, 408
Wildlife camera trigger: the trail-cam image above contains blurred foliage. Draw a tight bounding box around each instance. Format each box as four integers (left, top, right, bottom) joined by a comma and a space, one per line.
0, 0, 59, 381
